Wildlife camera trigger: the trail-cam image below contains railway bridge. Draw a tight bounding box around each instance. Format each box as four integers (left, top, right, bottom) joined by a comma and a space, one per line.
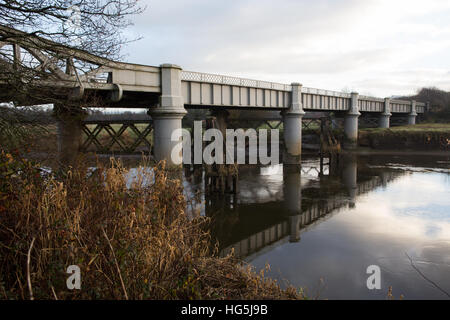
0, 26, 427, 165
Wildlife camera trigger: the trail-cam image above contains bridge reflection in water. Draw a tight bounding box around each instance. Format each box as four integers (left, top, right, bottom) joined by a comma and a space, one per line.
202, 155, 404, 261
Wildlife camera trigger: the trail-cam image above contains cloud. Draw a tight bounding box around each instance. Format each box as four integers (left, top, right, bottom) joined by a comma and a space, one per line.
123, 0, 450, 97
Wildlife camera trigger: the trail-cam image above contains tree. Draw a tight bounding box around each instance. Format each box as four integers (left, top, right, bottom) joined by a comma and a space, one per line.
0, 0, 145, 150
0, 0, 144, 106
400, 87, 450, 122
0, 0, 144, 59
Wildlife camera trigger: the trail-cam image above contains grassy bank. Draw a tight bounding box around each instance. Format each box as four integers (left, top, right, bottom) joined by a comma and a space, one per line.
0, 152, 302, 300
359, 123, 450, 150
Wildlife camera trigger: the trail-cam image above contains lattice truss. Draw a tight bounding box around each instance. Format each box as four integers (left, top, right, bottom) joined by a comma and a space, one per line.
226, 118, 336, 131
389, 117, 408, 126
358, 117, 379, 128
81, 121, 153, 154
181, 71, 292, 91
0, 25, 115, 103
227, 119, 283, 130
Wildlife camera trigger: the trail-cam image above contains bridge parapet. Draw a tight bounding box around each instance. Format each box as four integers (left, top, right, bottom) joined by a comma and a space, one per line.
358, 96, 385, 113
181, 70, 354, 111
301, 87, 351, 98
180, 70, 426, 114
181, 70, 292, 91
181, 70, 292, 109
301, 90, 350, 111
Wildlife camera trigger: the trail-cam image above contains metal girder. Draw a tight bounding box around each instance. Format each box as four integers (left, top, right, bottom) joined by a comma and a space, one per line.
80, 122, 153, 154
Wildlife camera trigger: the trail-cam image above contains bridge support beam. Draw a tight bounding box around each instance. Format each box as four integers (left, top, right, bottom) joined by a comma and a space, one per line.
407, 100, 417, 125
379, 98, 392, 128
282, 83, 305, 165
343, 92, 361, 149
53, 104, 87, 166
148, 64, 187, 166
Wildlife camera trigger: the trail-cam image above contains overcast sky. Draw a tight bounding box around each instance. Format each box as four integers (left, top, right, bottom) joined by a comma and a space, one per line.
122, 0, 450, 97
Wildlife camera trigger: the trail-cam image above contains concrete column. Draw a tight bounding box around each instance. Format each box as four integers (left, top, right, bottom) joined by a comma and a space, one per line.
343, 92, 361, 148
282, 83, 305, 165
283, 165, 302, 242
407, 100, 417, 125
53, 105, 86, 166
148, 64, 187, 165
341, 154, 357, 208
379, 98, 392, 128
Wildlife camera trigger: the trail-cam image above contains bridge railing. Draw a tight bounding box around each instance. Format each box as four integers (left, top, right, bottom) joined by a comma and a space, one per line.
181, 70, 292, 91
181, 70, 351, 99
301, 87, 351, 98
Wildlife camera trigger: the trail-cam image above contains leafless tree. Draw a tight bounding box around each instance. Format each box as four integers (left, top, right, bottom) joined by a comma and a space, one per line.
402, 87, 450, 122
0, 0, 144, 59
0, 0, 145, 150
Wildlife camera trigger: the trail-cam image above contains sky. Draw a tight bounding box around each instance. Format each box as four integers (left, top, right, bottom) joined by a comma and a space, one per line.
121, 0, 450, 97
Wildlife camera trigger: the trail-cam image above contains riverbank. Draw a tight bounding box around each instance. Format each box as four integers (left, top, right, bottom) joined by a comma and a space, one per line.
0, 153, 303, 300
358, 123, 450, 151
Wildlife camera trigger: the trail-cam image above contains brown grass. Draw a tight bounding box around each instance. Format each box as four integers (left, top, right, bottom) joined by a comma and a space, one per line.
359, 123, 450, 150
0, 153, 302, 300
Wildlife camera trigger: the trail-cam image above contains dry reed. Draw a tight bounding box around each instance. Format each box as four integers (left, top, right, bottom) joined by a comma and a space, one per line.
0, 152, 302, 300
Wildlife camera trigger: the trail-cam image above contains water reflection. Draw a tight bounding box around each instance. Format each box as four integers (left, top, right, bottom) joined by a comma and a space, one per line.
204, 154, 450, 299
213, 156, 402, 261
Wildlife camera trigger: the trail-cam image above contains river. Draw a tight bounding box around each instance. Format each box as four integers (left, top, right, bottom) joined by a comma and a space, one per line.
180, 153, 450, 300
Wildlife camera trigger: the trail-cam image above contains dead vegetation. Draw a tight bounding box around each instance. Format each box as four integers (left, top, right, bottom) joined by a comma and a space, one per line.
359, 124, 450, 150
0, 153, 303, 300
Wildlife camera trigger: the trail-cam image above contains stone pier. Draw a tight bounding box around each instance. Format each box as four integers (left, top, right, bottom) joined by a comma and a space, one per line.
379, 98, 391, 128
407, 100, 417, 125
53, 104, 86, 166
282, 83, 305, 165
148, 64, 187, 166
343, 92, 361, 148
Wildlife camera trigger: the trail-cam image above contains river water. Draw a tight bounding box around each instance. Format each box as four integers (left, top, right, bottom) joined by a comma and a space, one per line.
185, 153, 450, 300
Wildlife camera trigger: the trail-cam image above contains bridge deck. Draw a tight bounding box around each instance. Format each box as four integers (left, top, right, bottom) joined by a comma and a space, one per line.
0, 25, 425, 113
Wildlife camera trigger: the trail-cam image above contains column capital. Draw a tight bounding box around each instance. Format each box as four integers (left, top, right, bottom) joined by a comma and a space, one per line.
409, 100, 418, 116
349, 92, 361, 116
155, 62, 186, 114
288, 82, 305, 115
160, 63, 182, 70
407, 100, 417, 125
382, 97, 392, 116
